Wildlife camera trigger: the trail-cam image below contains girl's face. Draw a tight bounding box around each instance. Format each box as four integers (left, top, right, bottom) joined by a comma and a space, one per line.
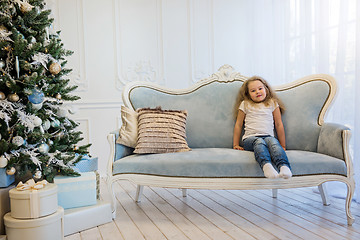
247, 80, 267, 103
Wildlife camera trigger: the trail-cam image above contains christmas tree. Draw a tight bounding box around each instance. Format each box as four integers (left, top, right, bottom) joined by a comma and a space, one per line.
0, 0, 91, 182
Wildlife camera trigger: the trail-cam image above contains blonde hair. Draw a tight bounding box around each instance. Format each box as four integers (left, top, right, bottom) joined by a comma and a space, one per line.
234, 76, 285, 118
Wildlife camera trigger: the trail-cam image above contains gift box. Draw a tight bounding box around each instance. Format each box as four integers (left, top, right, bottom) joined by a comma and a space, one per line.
64, 200, 112, 236
9, 182, 58, 219
54, 172, 97, 209
4, 207, 64, 240
72, 156, 98, 173
0, 185, 14, 235
0, 168, 15, 188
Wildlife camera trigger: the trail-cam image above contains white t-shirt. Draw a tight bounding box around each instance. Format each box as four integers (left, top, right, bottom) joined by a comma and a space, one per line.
239, 100, 279, 140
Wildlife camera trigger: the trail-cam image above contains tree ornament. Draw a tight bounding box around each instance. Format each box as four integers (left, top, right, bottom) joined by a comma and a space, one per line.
49, 62, 61, 75
31, 116, 42, 127
0, 91, 5, 100
51, 119, 60, 128
20, 2, 34, 13
8, 93, 19, 102
0, 155, 8, 168
28, 88, 45, 104
38, 143, 49, 154
42, 120, 51, 130
0, 60, 5, 69
32, 102, 43, 110
29, 36, 36, 43
55, 93, 62, 100
33, 169, 42, 180
12, 136, 24, 147
6, 167, 16, 175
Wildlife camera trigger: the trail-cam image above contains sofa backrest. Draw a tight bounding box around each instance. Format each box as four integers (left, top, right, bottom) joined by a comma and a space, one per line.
123, 65, 336, 152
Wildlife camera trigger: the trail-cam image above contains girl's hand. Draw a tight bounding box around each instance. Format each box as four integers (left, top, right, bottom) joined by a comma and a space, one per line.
233, 145, 244, 150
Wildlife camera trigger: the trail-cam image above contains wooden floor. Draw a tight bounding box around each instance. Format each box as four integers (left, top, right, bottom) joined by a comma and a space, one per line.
65, 179, 360, 240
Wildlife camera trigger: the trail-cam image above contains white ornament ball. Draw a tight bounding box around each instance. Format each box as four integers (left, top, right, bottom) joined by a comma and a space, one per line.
0, 155, 8, 168
42, 120, 51, 130
6, 167, 16, 175
38, 143, 50, 154
0, 60, 5, 69
31, 116, 42, 127
34, 170, 42, 179
12, 136, 24, 147
32, 102, 43, 110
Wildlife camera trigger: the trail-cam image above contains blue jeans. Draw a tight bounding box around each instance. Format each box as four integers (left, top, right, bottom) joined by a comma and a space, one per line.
243, 136, 291, 170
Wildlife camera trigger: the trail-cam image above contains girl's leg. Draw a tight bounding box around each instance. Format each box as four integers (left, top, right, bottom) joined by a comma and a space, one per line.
264, 136, 292, 178
243, 137, 279, 179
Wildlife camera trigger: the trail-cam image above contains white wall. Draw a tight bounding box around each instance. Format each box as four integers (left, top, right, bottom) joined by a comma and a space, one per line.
45, 0, 256, 175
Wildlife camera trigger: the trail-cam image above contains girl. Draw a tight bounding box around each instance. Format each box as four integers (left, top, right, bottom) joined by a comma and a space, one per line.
233, 76, 292, 179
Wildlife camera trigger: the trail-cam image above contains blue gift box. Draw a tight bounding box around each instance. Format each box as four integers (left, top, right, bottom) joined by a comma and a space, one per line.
72, 155, 98, 173
0, 168, 15, 188
54, 172, 97, 209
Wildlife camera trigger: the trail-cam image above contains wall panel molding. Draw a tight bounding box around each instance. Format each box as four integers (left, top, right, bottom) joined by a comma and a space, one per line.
48, 0, 88, 92
114, 0, 165, 90
74, 118, 91, 146
189, 0, 215, 84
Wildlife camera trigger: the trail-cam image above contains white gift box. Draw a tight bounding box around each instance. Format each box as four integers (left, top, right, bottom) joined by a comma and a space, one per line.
9, 183, 58, 219
0, 184, 14, 235
4, 207, 64, 240
64, 200, 112, 236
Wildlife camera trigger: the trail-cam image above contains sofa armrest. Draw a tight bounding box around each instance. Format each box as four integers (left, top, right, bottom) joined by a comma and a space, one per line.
317, 123, 350, 160
108, 130, 134, 161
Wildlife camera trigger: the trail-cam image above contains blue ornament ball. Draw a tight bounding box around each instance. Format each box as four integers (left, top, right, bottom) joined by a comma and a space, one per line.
28, 89, 45, 104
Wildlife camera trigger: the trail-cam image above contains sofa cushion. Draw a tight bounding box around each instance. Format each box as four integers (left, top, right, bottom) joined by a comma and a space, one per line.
134, 108, 190, 154
113, 149, 347, 177
116, 106, 138, 148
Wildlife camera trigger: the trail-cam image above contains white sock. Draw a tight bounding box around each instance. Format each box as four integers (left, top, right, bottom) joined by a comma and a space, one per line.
263, 163, 279, 179
279, 166, 292, 179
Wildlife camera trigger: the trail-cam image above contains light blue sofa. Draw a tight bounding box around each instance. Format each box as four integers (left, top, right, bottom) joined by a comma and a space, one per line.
107, 65, 355, 225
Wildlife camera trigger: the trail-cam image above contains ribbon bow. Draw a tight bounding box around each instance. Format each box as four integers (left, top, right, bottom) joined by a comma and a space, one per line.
16, 179, 48, 191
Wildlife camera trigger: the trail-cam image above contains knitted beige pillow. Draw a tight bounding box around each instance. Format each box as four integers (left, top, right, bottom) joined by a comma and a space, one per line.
134, 107, 191, 154
116, 106, 138, 148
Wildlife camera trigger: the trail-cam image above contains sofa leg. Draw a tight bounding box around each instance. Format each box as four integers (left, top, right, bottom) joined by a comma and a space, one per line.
107, 177, 117, 219
345, 179, 355, 226
272, 189, 278, 198
182, 189, 187, 197
135, 185, 143, 203
318, 183, 330, 206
